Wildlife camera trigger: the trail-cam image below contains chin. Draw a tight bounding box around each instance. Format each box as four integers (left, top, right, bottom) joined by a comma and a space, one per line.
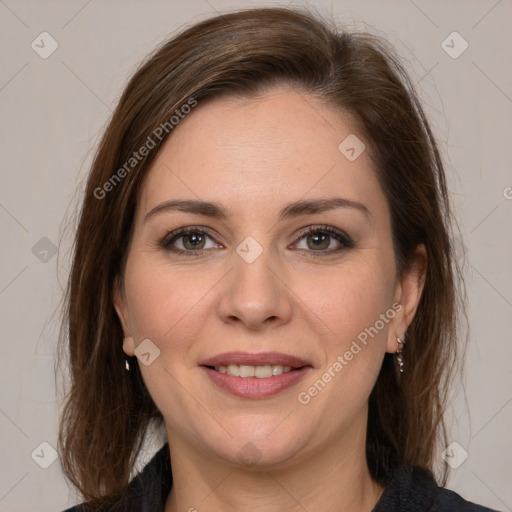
199, 422, 313, 470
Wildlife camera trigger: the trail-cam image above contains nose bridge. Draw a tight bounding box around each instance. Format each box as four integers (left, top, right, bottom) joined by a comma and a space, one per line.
218, 239, 293, 328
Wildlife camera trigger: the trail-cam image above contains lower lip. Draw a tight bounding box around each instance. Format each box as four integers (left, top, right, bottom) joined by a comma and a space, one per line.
201, 366, 311, 399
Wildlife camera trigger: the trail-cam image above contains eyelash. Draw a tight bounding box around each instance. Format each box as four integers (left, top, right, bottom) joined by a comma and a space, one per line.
159, 225, 354, 258
294, 225, 354, 258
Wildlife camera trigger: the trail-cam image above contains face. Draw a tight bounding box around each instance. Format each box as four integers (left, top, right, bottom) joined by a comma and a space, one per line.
114, 87, 424, 469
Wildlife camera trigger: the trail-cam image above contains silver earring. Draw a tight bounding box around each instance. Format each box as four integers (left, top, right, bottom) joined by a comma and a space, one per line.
125, 357, 131, 372
396, 336, 405, 373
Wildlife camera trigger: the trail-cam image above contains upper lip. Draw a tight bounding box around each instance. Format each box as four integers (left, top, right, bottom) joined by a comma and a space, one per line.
200, 351, 311, 368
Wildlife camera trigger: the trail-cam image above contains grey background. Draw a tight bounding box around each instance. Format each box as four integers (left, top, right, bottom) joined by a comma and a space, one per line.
0, 0, 511, 510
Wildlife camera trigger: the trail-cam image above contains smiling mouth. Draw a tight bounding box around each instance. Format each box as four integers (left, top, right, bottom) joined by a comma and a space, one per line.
206, 364, 303, 378
200, 351, 312, 393
201, 354, 312, 398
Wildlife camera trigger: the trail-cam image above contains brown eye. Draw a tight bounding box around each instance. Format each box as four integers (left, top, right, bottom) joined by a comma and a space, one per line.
306, 232, 331, 251
182, 232, 206, 250
160, 227, 221, 254
294, 226, 353, 255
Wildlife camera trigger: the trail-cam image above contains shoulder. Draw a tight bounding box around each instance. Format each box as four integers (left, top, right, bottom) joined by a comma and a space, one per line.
373, 465, 501, 512
433, 485, 500, 512
59, 443, 172, 512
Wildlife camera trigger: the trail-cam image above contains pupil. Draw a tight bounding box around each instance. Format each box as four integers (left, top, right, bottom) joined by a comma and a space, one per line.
308, 233, 329, 250
184, 233, 204, 249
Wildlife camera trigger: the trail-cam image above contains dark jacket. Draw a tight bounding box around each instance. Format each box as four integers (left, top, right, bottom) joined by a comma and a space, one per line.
63, 443, 500, 511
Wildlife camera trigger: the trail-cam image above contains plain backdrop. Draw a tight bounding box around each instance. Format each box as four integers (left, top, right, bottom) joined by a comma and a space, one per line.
0, 0, 511, 511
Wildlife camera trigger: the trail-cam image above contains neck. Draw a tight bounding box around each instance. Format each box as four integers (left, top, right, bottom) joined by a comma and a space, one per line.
164, 417, 383, 512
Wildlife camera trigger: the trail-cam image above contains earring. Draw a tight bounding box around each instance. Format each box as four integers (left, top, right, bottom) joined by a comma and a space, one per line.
123, 336, 135, 372
396, 336, 405, 373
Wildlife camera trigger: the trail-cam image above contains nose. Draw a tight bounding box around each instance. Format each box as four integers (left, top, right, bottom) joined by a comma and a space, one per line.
217, 246, 294, 331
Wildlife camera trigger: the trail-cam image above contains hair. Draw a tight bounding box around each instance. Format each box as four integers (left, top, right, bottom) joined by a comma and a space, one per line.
57, 5, 465, 507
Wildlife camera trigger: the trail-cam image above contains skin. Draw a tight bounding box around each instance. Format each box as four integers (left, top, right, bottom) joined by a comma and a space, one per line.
114, 87, 426, 512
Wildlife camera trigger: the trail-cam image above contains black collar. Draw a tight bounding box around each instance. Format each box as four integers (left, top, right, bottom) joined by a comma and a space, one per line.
67, 443, 497, 511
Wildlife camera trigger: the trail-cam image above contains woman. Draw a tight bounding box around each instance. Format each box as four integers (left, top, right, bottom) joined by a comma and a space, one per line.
58, 6, 499, 512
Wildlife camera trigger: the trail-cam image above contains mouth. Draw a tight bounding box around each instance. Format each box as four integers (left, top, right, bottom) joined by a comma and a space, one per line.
207, 364, 297, 378
199, 351, 312, 398
200, 351, 311, 375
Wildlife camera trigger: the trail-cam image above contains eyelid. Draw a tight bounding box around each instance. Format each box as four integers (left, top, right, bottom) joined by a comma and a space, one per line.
159, 226, 224, 253
292, 225, 353, 245
160, 224, 353, 255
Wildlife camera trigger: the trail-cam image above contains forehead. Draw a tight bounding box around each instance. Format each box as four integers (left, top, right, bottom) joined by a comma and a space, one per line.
138, 87, 385, 220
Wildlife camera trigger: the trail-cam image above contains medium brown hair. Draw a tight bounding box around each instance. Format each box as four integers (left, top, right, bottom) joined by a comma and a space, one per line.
58, 6, 465, 506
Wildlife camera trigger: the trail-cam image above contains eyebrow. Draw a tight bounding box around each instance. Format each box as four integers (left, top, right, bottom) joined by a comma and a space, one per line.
144, 197, 372, 223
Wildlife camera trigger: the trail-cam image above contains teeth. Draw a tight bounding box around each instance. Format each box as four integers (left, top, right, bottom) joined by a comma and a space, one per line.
240, 365, 255, 377
227, 364, 240, 377
214, 364, 293, 378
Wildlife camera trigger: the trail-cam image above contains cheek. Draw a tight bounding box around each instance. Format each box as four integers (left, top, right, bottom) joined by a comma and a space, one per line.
123, 253, 213, 349
293, 257, 395, 347
122, 256, 216, 424
292, 255, 395, 408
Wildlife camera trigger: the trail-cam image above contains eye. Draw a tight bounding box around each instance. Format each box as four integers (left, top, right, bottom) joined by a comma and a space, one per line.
293, 226, 353, 254
160, 227, 221, 254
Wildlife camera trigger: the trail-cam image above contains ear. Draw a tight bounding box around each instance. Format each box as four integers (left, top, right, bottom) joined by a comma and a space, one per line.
386, 244, 427, 353
113, 275, 135, 356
